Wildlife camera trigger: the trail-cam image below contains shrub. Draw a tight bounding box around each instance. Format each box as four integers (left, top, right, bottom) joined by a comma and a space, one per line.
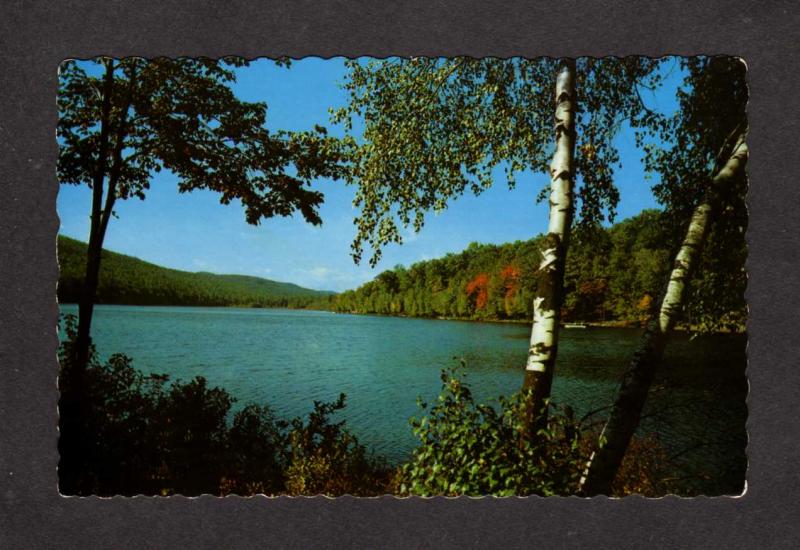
222, 404, 288, 495
395, 362, 588, 496
284, 394, 390, 496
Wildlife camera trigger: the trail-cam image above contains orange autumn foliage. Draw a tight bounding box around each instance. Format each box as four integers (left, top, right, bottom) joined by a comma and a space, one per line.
466, 273, 490, 310
500, 264, 521, 298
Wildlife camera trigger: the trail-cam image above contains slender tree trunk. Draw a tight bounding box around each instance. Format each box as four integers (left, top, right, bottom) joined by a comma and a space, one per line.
74, 60, 137, 372
73, 59, 116, 371
522, 60, 577, 435
579, 137, 748, 495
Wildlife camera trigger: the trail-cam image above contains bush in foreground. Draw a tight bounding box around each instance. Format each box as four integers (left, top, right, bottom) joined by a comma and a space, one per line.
395, 363, 680, 497
394, 363, 586, 496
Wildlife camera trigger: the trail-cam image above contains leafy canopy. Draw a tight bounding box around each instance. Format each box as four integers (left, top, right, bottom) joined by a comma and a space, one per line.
332, 57, 664, 265
58, 57, 347, 226
641, 57, 748, 332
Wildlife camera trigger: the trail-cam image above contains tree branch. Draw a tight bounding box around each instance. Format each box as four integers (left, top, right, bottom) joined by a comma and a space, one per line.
99, 63, 138, 239
88, 59, 116, 247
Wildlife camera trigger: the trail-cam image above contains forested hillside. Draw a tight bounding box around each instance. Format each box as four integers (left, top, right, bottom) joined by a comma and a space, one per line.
58, 207, 746, 328
58, 235, 334, 308
326, 210, 746, 330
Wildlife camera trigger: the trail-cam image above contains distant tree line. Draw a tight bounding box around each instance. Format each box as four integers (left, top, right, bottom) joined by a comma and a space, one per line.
323, 209, 745, 332
57, 235, 332, 309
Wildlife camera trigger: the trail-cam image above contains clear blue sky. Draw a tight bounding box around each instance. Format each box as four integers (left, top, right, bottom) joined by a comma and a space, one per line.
58, 58, 684, 292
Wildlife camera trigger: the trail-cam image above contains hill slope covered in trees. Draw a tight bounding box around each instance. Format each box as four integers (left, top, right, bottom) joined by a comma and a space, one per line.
323, 210, 746, 330
59, 207, 746, 329
58, 235, 334, 308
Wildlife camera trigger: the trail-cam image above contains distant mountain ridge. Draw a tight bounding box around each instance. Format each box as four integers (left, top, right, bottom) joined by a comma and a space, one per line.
57, 235, 334, 308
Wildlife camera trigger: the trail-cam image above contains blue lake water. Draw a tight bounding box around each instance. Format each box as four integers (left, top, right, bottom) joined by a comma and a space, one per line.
59, 304, 747, 494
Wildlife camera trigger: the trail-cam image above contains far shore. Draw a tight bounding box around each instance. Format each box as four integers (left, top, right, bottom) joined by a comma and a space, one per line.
332, 310, 647, 329
58, 302, 742, 334
327, 310, 743, 334
60, 301, 637, 327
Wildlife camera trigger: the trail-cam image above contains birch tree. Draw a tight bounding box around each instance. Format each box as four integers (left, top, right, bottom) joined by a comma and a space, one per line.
522, 61, 576, 429
333, 57, 663, 433
580, 56, 748, 494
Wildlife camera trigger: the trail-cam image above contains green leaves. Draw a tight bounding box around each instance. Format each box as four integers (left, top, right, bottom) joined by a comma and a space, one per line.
58, 57, 348, 228
394, 362, 588, 497
334, 58, 554, 265
335, 57, 665, 266
639, 57, 748, 333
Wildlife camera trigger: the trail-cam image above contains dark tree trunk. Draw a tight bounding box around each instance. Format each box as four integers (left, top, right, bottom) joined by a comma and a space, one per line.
60, 60, 116, 493
580, 137, 748, 496
60, 61, 139, 494
73, 59, 116, 372
73, 61, 136, 372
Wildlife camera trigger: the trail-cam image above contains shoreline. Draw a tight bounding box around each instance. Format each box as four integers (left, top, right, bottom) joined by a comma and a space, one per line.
329, 310, 743, 334
58, 302, 742, 334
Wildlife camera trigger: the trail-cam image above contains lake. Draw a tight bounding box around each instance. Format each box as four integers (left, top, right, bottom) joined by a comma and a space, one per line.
58, 304, 747, 495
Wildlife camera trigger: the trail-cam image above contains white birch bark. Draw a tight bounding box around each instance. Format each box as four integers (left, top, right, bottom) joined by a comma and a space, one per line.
525, 62, 576, 375
580, 137, 748, 495
522, 61, 577, 433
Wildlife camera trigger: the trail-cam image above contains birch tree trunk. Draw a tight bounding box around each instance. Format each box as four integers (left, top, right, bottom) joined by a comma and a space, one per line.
522, 60, 577, 434
580, 137, 748, 495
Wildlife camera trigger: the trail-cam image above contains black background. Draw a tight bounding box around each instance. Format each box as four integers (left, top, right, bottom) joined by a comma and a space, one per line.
1, 1, 799, 548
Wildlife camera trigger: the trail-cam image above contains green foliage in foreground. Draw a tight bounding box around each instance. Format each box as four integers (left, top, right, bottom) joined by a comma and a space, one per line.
396, 364, 681, 497
57, 235, 334, 308
396, 363, 585, 496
